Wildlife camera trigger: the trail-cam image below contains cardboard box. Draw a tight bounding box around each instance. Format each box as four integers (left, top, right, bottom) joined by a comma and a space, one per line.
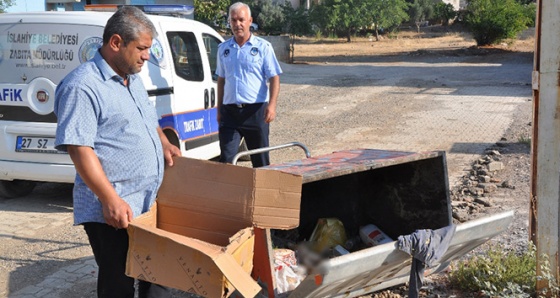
125, 157, 302, 298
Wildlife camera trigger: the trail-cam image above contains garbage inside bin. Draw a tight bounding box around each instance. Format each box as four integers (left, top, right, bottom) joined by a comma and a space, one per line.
256, 149, 514, 298
309, 218, 347, 253
273, 248, 306, 294
359, 224, 393, 247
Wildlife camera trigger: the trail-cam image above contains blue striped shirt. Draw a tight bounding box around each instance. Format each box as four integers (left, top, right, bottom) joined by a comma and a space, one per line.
54, 51, 164, 225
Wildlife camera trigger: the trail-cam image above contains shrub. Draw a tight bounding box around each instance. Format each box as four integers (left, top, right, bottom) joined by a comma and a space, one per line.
256, 0, 285, 35
450, 243, 536, 295
449, 242, 559, 297
282, 2, 312, 63
464, 0, 529, 46
522, 2, 537, 27
434, 2, 457, 26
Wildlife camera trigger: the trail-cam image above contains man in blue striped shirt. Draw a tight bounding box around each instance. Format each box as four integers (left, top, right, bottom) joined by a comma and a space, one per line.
54, 6, 180, 297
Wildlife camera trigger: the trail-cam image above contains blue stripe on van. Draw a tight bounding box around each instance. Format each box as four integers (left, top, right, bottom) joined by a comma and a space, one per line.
159, 108, 218, 141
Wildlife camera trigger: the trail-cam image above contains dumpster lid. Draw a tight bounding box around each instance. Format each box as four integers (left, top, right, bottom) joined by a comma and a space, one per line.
266, 149, 445, 183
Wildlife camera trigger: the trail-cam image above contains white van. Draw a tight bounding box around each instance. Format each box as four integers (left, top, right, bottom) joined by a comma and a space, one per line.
0, 6, 224, 197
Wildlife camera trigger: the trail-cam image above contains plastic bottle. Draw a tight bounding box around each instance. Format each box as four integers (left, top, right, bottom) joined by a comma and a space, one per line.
359, 224, 393, 246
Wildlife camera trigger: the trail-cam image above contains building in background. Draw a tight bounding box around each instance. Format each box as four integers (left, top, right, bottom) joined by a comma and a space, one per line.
46, 0, 83, 12
50, 0, 194, 14
6, 0, 462, 14
6, 0, 193, 15
6, 0, 45, 12
443, 0, 467, 11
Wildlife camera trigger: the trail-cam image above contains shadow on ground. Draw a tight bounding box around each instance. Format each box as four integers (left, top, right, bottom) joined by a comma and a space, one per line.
0, 182, 73, 213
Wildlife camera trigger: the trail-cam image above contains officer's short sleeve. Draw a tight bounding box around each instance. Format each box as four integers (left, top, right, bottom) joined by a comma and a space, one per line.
263, 43, 282, 79
216, 45, 225, 78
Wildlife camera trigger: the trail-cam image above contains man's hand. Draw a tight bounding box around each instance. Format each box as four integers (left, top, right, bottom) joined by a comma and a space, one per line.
157, 127, 182, 167
102, 197, 133, 229
162, 141, 181, 166
266, 75, 280, 124
264, 104, 276, 123
67, 145, 131, 228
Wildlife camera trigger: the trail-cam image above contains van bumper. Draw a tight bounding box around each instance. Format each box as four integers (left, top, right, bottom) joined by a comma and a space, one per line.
0, 160, 75, 183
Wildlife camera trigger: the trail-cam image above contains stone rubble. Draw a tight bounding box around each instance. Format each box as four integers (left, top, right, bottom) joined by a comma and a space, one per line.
450, 143, 517, 223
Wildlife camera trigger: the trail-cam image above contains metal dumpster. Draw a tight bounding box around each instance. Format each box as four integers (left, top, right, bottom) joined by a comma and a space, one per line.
250, 148, 514, 298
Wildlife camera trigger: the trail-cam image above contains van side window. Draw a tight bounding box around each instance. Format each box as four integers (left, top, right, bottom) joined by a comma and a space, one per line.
167, 32, 204, 82
202, 34, 221, 82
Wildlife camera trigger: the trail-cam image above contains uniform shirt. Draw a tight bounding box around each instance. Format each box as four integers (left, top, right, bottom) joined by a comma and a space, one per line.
216, 34, 282, 105
54, 51, 164, 225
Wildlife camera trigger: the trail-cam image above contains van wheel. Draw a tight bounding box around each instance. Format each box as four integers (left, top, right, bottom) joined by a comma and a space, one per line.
237, 138, 252, 161
0, 180, 37, 198
164, 130, 181, 150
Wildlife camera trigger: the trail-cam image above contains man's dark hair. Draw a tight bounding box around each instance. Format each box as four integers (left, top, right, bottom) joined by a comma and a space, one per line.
103, 6, 157, 46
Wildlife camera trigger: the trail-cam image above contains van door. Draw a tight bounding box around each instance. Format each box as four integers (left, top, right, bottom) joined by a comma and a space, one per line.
156, 21, 222, 160
0, 19, 105, 197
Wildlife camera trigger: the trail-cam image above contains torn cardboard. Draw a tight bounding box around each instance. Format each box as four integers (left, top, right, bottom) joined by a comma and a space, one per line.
126, 157, 302, 298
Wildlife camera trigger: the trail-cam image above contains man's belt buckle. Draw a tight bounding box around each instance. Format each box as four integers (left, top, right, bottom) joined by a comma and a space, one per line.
235, 104, 246, 108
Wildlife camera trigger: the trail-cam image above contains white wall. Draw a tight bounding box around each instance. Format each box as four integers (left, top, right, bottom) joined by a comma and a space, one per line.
443, 0, 469, 10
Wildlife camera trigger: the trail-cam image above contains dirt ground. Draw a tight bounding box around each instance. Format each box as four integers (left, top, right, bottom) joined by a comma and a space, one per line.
289, 25, 535, 297
292, 25, 535, 63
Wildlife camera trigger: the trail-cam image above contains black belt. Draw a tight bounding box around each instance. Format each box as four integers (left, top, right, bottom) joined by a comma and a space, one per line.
225, 103, 253, 108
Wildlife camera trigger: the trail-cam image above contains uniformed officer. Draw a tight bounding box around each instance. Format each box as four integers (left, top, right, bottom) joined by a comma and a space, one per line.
216, 2, 282, 167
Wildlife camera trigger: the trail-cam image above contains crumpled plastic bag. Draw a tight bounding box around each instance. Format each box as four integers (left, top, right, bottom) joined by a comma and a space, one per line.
309, 218, 347, 253
273, 248, 306, 294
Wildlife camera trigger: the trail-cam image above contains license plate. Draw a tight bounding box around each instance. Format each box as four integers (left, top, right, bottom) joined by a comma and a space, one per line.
16, 136, 63, 154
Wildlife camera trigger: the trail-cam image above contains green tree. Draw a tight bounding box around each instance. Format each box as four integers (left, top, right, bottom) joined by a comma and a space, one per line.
433, 2, 456, 25
194, 0, 230, 28
310, 0, 368, 42
309, 3, 334, 38
409, 0, 436, 32
0, 0, 13, 13
257, 0, 285, 35
364, 0, 409, 41
282, 2, 312, 62
522, 2, 537, 27
464, 0, 529, 46
337, 0, 369, 42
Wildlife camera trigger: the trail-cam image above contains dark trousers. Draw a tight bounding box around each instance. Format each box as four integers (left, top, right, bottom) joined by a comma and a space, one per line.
83, 222, 170, 298
219, 103, 270, 168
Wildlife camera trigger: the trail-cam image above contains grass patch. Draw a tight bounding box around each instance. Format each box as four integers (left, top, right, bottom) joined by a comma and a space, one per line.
449, 242, 559, 297
518, 135, 531, 146
315, 30, 322, 41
